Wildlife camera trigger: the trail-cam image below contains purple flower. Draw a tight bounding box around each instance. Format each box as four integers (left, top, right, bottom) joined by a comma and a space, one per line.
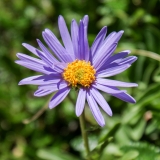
16, 15, 138, 127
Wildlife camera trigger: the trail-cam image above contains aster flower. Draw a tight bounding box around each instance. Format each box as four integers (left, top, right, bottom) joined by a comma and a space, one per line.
16, 15, 138, 127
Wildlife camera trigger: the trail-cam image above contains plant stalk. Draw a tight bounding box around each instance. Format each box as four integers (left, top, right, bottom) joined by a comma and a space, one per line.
79, 111, 91, 160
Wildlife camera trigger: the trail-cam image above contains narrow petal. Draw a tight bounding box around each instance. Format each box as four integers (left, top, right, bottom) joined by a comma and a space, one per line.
37, 39, 59, 64
53, 63, 66, 73
34, 88, 55, 97
76, 88, 86, 116
82, 16, 89, 61
16, 53, 45, 65
99, 50, 130, 70
94, 43, 118, 70
79, 20, 85, 60
15, 60, 52, 74
37, 80, 67, 90
97, 64, 131, 78
82, 15, 89, 28
93, 31, 124, 70
49, 87, 70, 109
58, 15, 74, 56
92, 83, 124, 94
22, 43, 40, 57
110, 87, 136, 103
91, 87, 112, 116
96, 78, 138, 88
118, 56, 137, 65
18, 74, 62, 85
34, 81, 68, 97
109, 50, 131, 63
78, 19, 89, 61
71, 20, 79, 59
91, 26, 107, 58
42, 30, 73, 62
103, 31, 116, 43
87, 91, 105, 127
36, 49, 54, 69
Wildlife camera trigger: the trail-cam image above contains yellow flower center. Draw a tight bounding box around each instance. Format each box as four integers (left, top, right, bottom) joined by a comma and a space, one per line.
63, 60, 96, 87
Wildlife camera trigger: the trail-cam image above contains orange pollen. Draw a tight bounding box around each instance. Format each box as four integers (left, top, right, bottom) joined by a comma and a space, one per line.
62, 60, 96, 87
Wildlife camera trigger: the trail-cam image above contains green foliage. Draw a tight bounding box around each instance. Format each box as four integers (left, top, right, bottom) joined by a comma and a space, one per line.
121, 142, 160, 160
0, 0, 160, 159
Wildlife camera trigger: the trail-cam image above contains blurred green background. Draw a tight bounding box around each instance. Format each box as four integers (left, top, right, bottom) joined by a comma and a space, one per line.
0, 0, 160, 159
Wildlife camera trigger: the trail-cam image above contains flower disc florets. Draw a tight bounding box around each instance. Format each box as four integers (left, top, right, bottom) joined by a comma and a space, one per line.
63, 59, 96, 87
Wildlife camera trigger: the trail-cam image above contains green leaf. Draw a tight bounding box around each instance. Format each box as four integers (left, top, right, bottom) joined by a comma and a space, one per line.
37, 149, 78, 160
121, 142, 160, 160
99, 122, 120, 143
135, 83, 160, 108
120, 150, 139, 160
88, 137, 114, 160
126, 119, 146, 141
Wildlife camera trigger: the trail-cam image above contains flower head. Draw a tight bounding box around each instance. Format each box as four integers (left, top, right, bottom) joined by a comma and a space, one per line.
16, 15, 138, 127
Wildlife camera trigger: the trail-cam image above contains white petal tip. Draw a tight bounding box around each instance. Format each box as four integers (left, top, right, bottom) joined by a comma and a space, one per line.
15, 60, 21, 65
36, 39, 40, 43
18, 81, 23, 85
100, 122, 105, 127
134, 84, 138, 87
109, 112, 113, 117
103, 26, 107, 30
76, 112, 81, 117
49, 104, 53, 109
76, 109, 83, 117
132, 100, 136, 103
22, 43, 26, 46
58, 15, 63, 18
123, 50, 131, 54
58, 15, 64, 21
119, 30, 124, 34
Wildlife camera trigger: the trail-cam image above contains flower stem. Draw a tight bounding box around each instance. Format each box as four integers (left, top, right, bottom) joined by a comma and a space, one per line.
79, 111, 91, 160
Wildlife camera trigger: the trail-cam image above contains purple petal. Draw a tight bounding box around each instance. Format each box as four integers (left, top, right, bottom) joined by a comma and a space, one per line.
93, 31, 124, 70
34, 88, 55, 97
76, 88, 86, 116
22, 43, 40, 57
42, 30, 73, 62
16, 53, 45, 65
15, 60, 52, 74
118, 56, 137, 65
90, 87, 112, 116
78, 20, 85, 60
34, 81, 68, 97
49, 87, 70, 109
82, 15, 89, 28
36, 49, 54, 69
97, 64, 131, 78
94, 43, 118, 70
99, 50, 130, 70
71, 20, 79, 59
92, 83, 124, 94
110, 87, 136, 103
58, 16, 74, 56
53, 63, 66, 73
37, 39, 59, 64
82, 16, 89, 61
37, 80, 67, 89
87, 91, 105, 127
78, 19, 90, 61
96, 78, 138, 88
109, 50, 131, 63
91, 27, 107, 58
18, 74, 62, 85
